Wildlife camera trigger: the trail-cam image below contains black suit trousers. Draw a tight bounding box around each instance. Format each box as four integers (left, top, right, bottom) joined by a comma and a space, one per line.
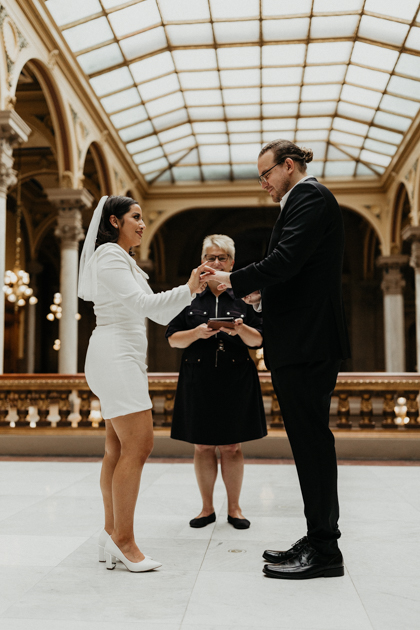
271, 358, 342, 555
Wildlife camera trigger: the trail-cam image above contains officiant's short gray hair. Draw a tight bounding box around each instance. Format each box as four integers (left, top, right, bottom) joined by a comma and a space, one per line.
202, 234, 235, 260
260, 140, 313, 172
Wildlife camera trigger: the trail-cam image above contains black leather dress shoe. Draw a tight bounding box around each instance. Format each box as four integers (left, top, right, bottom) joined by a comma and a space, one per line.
263, 536, 308, 563
189, 512, 216, 528
263, 542, 344, 580
227, 515, 250, 529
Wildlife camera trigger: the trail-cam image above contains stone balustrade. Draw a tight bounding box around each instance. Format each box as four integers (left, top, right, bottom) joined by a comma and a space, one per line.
0, 373, 419, 431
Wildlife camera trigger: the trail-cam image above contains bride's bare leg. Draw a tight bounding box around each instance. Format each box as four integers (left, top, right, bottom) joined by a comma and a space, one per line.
110, 409, 154, 562
100, 420, 121, 534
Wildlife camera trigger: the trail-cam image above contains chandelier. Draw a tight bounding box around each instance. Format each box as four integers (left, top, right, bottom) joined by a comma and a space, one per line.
2, 172, 37, 309
47, 292, 81, 351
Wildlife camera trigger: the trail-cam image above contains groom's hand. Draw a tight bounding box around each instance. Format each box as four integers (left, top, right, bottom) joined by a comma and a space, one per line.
201, 270, 232, 290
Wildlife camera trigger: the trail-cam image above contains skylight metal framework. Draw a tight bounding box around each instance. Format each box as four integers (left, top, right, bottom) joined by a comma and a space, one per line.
44, 0, 420, 184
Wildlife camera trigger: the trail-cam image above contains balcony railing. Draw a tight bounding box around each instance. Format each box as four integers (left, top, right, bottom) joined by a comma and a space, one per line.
0, 373, 419, 431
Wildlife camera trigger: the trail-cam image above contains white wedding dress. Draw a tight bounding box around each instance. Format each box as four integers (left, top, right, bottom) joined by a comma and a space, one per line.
84, 243, 192, 419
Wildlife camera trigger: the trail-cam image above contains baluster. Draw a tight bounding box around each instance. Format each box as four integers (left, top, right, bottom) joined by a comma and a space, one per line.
78, 391, 91, 427
0, 392, 9, 427
359, 392, 375, 429
270, 393, 284, 428
382, 393, 398, 428
151, 395, 164, 428
48, 391, 60, 427
57, 391, 72, 428
15, 391, 30, 427
162, 393, 175, 427
405, 392, 420, 429
98, 401, 105, 428
88, 397, 102, 428
27, 392, 39, 427
36, 392, 51, 427
336, 392, 351, 428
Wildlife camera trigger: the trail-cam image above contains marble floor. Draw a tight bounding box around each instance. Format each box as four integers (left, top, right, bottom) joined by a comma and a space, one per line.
0, 459, 419, 630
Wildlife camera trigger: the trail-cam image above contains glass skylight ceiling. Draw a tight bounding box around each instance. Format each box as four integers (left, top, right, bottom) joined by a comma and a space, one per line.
44, 0, 420, 184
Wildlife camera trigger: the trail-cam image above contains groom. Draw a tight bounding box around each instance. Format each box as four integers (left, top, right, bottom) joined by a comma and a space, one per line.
208, 140, 351, 580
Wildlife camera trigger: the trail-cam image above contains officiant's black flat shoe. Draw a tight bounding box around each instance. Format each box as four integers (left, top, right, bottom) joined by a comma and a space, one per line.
227, 515, 250, 529
189, 512, 216, 528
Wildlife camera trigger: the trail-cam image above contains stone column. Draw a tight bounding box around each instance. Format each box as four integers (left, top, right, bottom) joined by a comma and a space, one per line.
26, 261, 43, 373
402, 225, 420, 371
377, 255, 409, 372
0, 110, 30, 374
46, 188, 93, 374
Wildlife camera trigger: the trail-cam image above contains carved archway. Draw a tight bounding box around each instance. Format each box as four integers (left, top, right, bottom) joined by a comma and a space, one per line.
84, 141, 112, 196
390, 183, 411, 253
12, 58, 74, 180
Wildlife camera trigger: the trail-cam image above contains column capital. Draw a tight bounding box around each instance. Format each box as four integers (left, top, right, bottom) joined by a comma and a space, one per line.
402, 226, 420, 270
54, 208, 85, 249
377, 255, 409, 295
0, 110, 31, 146
45, 187, 94, 211
47, 188, 93, 249
402, 225, 420, 242
376, 254, 409, 270
0, 110, 31, 195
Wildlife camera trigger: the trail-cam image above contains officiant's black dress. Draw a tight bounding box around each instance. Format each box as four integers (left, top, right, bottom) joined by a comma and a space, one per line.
165, 286, 267, 445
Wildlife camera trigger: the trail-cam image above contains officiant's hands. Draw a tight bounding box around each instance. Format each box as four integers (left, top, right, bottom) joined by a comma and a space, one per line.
242, 291, 261, 305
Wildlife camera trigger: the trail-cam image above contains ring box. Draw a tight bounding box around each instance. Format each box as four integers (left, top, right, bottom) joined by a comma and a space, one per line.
207, 317, 235, 330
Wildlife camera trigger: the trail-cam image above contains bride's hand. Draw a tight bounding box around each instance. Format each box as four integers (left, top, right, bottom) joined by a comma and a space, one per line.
187, 263, 215, 295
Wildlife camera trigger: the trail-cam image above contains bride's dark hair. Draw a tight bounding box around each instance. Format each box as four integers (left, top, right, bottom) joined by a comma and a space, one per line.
95, 195, 138, 255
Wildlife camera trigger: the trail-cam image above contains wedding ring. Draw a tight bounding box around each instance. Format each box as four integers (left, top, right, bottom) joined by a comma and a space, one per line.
228, 332, 231, 335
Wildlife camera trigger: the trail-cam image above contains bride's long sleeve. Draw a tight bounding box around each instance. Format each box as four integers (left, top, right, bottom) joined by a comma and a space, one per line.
97, 246, 192, 326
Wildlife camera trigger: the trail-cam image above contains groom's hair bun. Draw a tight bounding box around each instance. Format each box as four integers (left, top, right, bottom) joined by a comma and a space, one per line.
260, 140, 313, 172
301, 147, 313, 164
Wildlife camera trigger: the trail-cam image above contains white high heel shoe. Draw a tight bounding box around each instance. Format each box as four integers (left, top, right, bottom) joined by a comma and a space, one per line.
105, 537, 162, 573
99, 530, 151, 563
98, 529, 111, 562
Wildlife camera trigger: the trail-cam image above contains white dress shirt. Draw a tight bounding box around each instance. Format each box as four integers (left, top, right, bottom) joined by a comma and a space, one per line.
279, 174, 314, 211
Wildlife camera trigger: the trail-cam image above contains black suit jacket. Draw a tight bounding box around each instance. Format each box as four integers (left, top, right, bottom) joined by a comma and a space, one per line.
231, 178, 351, 370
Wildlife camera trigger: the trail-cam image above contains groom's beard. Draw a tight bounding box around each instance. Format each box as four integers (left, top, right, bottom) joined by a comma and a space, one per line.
267, 187, 281, 203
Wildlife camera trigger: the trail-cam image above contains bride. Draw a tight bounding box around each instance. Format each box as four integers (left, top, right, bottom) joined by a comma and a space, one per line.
78, 195, 211, 573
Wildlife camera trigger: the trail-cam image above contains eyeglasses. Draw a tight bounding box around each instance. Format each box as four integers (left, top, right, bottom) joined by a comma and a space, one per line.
258, 156, 297, 185
204, 255, 230, 263
258, 162, 282, 186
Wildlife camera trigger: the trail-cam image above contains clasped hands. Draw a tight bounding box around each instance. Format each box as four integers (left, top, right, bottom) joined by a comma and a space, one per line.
188, 268, 261, 310
199, 270, 261, 307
